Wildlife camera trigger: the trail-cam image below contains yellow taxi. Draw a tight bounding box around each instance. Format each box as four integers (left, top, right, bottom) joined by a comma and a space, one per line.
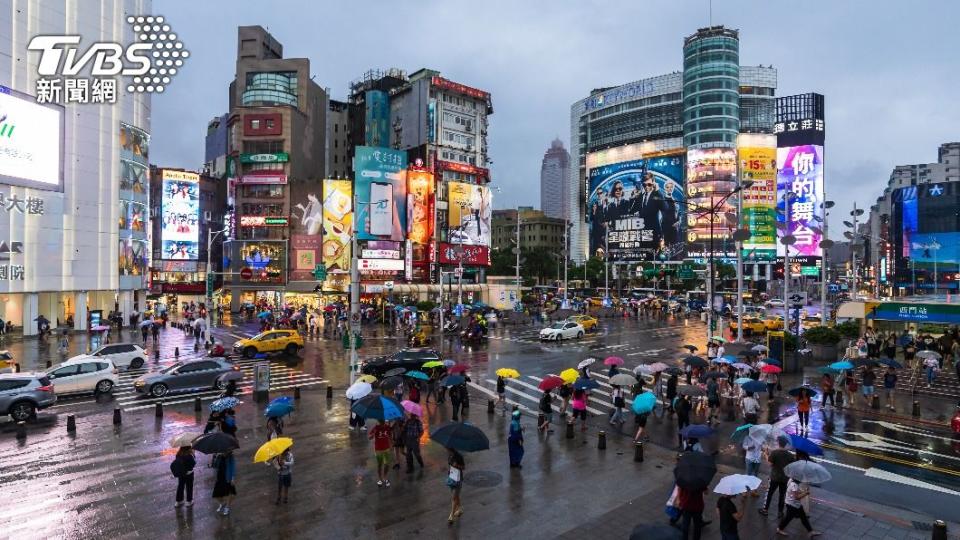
801, 316, 822, 331
763, 316, 785, 331
567, 314, 599, 332
233, 329, 304, 358
0, 350, 16, 373
730, 316, 766, 336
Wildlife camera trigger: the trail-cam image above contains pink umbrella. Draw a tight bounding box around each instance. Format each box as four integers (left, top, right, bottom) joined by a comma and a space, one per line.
401, 400, 422, 417
760, 365, 782, 374
447, 364, 469, 374
603, 356, 625, 366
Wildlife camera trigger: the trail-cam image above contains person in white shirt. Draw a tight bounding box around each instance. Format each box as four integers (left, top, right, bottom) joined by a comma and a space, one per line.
776, 478, 821, 537
742, 392, 761, 424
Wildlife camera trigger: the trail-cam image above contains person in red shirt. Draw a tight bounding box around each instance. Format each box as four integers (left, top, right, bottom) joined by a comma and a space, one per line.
368, 420, 393, 487
677, 485, 711, 539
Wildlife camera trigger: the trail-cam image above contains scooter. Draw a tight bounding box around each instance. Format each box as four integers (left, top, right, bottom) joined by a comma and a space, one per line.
443, 320, 460, 334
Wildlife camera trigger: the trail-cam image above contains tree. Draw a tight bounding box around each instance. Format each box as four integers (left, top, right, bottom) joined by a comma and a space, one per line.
489, 248, 516, 276
521, 246, 556, 284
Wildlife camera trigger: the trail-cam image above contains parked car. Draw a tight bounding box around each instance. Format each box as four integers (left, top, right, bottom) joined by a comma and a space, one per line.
730, 316, 766, 336
67, 343, 147, 371
765, 299, 785, 308
46, 358, 119, 395
539, 321, 585, 341
566, 314, 598, 332
133, 358, 243, 398
0, 351, 16, 374
233, 329, 304, 358
0, 373, 56, 422
361, 348, 442, 378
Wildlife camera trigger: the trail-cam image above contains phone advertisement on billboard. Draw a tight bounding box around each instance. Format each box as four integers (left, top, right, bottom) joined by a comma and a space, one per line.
321, 179, 353, 273
738, 144, 777, 260
353, 146, 407, 241
686, 148, 737, 257
160, 169, 200, 260
447, 182, 492, 246
776, 145, 824, 258
407, 168, 435, 244
587, 154, 685, 261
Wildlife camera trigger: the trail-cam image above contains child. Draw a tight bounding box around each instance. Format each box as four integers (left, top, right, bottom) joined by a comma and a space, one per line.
274, 449, 293, 504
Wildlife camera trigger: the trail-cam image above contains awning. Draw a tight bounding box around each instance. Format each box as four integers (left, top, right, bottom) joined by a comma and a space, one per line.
836, 301, 865, 320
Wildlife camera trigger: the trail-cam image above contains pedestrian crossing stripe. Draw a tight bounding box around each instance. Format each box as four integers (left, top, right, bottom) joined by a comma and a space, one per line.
121, 379, 328, 412
112, 372, 325, 406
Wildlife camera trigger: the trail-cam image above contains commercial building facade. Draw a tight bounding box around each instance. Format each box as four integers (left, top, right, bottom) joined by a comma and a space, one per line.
540, 138, 570, 220
491, 207, 566, 254
0, 0, 152, 334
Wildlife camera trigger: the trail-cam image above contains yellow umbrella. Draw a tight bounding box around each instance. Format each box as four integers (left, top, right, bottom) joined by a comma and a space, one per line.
357, 374, 377, 384
496, 368, 520, 378
560, 368, 579, 384
253, 437, 293, 464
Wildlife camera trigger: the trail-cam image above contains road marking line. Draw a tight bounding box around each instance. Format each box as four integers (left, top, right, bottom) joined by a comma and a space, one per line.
121, 379, 327, 411
863, 467, 960, 496
484, 378, 607, 416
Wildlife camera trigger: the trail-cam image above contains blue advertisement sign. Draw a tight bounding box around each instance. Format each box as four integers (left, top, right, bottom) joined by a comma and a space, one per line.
353, 146, 407, 241
868, 302, 960, 324
365, 90, 390, 147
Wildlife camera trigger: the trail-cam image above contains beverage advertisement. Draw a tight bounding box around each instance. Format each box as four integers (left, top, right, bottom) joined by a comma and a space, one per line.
321, 179, 353, 273
353, 146, 407, 241
447, 181, 492, 246
738, 144, 777, 260
160, 169, 200, 260
407, 168, 435, 244
776, 145, 824, 258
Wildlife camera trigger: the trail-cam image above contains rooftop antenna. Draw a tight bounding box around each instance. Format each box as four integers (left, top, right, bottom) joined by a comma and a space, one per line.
709, 0, 713, 26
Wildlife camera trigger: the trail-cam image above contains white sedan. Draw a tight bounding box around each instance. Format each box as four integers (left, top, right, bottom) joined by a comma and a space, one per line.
539, 321, 585, 341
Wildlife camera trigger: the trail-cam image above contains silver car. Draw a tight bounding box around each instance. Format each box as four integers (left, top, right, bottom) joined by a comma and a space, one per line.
133, 359, 243, 398
0, 373, 57, 422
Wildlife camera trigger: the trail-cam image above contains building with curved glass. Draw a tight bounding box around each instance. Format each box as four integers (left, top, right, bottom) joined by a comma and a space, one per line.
682, 26, 740, 149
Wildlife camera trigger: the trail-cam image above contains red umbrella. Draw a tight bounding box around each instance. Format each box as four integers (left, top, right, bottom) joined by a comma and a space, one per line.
448, 363, 469, 374
603, 356, 625, 366
538, 375, 565, 391
760, 365, 782, 374
323, 305, 336, 312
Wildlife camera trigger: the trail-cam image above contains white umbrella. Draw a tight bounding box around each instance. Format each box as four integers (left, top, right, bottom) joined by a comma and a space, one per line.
916, 350, 940, 359
169, 432, 202, 448
345, 381, 372, 400
923, 357, 939, 368
713, 474, 762, 495
193, 318, 207, 329
577, 358, 597, 369
752, 344, 768, 352
138, 319, 155, 328
784, 460, 832, 484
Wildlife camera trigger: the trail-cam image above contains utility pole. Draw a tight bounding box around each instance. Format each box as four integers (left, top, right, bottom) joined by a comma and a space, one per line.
707, 196, 715, 341
515, 209, 521, 306
604, 231, 609, 305
206, 228, 226, 345
349, 193, 361, 386
563, 219, 570, 308
851, 202, 859, 300
784, 194, 792, 335
820, 201, 833, 325
735, 177, 744, 343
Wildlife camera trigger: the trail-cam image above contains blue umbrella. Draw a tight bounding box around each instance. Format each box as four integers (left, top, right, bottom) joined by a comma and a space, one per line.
714, 357, 734, 365
720, 354, 738, 363
209, 396, 240, 412
257, 311, 272, 319
573, 378, 600, 390
440, 374, 465, 387
264, 401, 294, 418
878, 358, 903, 369
830, 360, 855, 371
763, 358, 782, 366
735, 377, 754, 385
817, 365, 840, 374
741, 380, 767, 394
351, 393, 404, 421
788, 434, 824, 456
269, 396, 294, 407
680, 424, 716, 439
632, 392, 657, 414
730, 423, 754, 444
405, 370, 430, 381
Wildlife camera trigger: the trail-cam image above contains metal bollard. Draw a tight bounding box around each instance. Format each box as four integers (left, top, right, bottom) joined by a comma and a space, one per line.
294, 386, 301, 399
932, 520, 947, 540
113, 408, 122, 425
174, 347, 179, 357
326, 385, 333, 399
871, 394, 880, 410
194, 397, 202, 412
15, 421, 26, 439
912, 400, 921, 418
487, 399, 494, 414
155, 402, 163, 418
45, 360, 52, 368
634, 441, 644, 462
566, 419, 575, 439
597, 430, 606, 450
66, 415, 76, 432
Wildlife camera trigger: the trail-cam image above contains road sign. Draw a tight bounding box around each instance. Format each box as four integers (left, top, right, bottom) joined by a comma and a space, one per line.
384, 281, 394, 290
240, 267, 253, 280
312, 264, 328, 281
350, 312, 361, 324
788, 292, 807, 308
454, 267, 463, 279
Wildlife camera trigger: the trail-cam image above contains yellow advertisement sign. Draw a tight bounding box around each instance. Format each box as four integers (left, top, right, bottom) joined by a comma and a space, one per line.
738, 145, 777, 259
407, 169, 435, 244
447, 181, 492, 246
321, 179, 352, 272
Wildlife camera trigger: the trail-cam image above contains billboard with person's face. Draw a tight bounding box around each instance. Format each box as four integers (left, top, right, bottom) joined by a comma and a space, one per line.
447, 182, 492, 247
160, 169, 200, 260
407, 168, 435, 244
586, 153, 685, 261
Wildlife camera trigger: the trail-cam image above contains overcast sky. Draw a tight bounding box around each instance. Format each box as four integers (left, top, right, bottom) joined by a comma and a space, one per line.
152, 0, 960, 232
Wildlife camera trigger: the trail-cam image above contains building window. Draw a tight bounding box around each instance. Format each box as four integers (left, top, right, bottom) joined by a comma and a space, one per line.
251, 119, 260, 130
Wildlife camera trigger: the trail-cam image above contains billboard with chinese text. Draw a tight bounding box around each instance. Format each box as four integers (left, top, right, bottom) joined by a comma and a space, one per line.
160, 169, 200, 260
447, 182, 492, 246
587, 154, 685, 261
353, 146, 407, 241
738, 142, 777, 260
438, 243, 490, 266
321, 179, 352, 273
407, 168, 434, 244
0, 86, 64, 191
776, 145, 824, 258
686, 148, 737, 258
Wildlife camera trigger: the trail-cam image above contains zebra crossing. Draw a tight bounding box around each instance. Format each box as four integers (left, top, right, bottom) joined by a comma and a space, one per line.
49, 357, 327, 413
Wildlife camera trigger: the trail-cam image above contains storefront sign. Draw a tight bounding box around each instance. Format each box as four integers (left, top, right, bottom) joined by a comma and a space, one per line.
405, 240, 413, 281
436, 160, 489, 182
239, 216, 288, 227
867, 302, 960, 324
0, 86, 64, 191
361, 249, 400, 259
240, 173, 287, 185
438, 243, 490, 266
0, 264, 25, 280
358, 258, 405, 271
240, 153, 289, 164
160, 283, 205, 294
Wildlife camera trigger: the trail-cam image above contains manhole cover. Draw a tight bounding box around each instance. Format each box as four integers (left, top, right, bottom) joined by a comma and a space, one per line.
463, 470, 503, 488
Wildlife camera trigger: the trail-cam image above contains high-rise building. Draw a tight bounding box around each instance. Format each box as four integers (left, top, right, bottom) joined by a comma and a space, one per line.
0, 0, 151, 334
540, 139, 570, 220
326, 99, 350, 178
218, 25, 328, 311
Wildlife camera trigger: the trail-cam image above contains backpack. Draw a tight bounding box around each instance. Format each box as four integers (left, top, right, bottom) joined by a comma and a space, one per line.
170, 458, 186, 478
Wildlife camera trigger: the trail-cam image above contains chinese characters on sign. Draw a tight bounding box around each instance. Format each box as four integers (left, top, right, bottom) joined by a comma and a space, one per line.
773, 119, 825, 134
0, 265, 25, 280
36, 78, 117, 104
776, 145, 824, 258
0, 193, 44, 214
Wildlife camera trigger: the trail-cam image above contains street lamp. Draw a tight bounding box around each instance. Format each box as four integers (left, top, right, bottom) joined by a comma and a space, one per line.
816, 200, 835, 325
206, 227, 228, 345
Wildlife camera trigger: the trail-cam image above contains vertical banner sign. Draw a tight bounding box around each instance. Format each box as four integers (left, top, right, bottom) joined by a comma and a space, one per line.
686, 148, 738, 258
407, 168, 435, 244
365, 90, 390, 147
354, 146, 407, 241
776, 145, 824, 258
738, 143, 777, 260
447, 181, 492, 246
160, 169, 200, 260
405, 239, 414, 281
321, 179, 353, 273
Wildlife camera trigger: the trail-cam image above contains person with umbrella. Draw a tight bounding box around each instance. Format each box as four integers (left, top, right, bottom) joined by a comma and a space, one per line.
538, 389, 554, 433
571, 387, 588, 431
820, 371, 835, 409
558, 381, 573, 417
760, 436, 795, 519
507, 409, 524, 468
675, 394, 692, 449
447, 447, 465, 523
171, 444, 196, 508
495, 375, 507, 413
666, 372, 679, 412
795, 388, 813, 432
706, 376, 720, 426
274, 447, 294, 505
741, 391, 760, 425
776, 472, 822, 537
609, 384, 626, 426
843, 369, 858, 406
403, 406, 425, 473
368, 419, 394, 487
743, 436, 763, 498
674, 451, 715, 539
212, 448, 236, 516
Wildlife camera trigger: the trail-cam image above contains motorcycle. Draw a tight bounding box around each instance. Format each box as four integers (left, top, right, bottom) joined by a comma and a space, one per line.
459, 325, 486, 344
443, 320, 460, 334
407, 330, 430, 347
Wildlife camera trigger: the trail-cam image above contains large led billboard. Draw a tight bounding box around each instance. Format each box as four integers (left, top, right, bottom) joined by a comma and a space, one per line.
407, 168, 435, 244
354, 146, 407, 241
897, 184, 960, 278
160, 169, 200, 260
448, 182, 492, 246
776, 145, 824, 258
321, 179, 353, 273
686, 148, 737, 258
0, 86, 64, 191
738, 140, 777, 260
587, 154, 685, 261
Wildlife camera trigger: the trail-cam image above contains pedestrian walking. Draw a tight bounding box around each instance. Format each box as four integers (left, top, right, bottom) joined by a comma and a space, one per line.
408, 381, 421, 404
861, 366, 877, 403
58, 330, 69, 355
883, 367, 897, 410
508, 409, 524, 468
538, 390, 554, 432
348, 398, 367, 431
609, 384, 626, 425
496, 375, 507, 413
403, 411, 424, 473
368, 420, 393, 487
446, 448, 465, 524
676, 394, 692, 449
776, 477, 821, 537
760, 437, 795, 518
151, 323, 159, 344
274, 449, 293, 504
666, 373, 679, 412
717, 492, 744, 540
141, 324, 149, 344
742, 392, 760, 425
677, 483, 710, 540
571, 388, 588, 431
558, 383, 572, 416
212, 450, 236, 515
796, 389, 812, 432
706, 377, 720, 425
743, 439, 763, 496
204, 410, 224, 434
819, 373, 834, 408
923, 356, 939, 387
764, 369, 778, 400
390, 418, 405, 470
843, 370, 857, 406
171, 446, 196, 508
450, 383, 463, 422
426, 372, 439, 403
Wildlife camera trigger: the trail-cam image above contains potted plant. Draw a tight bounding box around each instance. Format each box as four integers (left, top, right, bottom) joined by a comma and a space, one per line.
802, 326, 842, 362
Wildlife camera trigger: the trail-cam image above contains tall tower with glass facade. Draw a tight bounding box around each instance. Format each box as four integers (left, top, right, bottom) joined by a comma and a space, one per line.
682, 26, 740, 149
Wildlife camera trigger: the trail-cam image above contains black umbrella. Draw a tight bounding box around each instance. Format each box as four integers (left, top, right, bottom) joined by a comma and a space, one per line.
674, 451, 717, 491
192, 432, 239, 455
663, 366, 684, 376
700, 371, 724, 380
384, 367, 407, 377
855, 358, 878, 368
429, 421, 490, 452
379, 375, 403, 390
629, 524, 682, 540
682, 344, 698, 352
678, 385, 706, 397
682, 355, 708, 368
738, 349, 760, 357
351, 393, 404, 421
787, 386, 819, 398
